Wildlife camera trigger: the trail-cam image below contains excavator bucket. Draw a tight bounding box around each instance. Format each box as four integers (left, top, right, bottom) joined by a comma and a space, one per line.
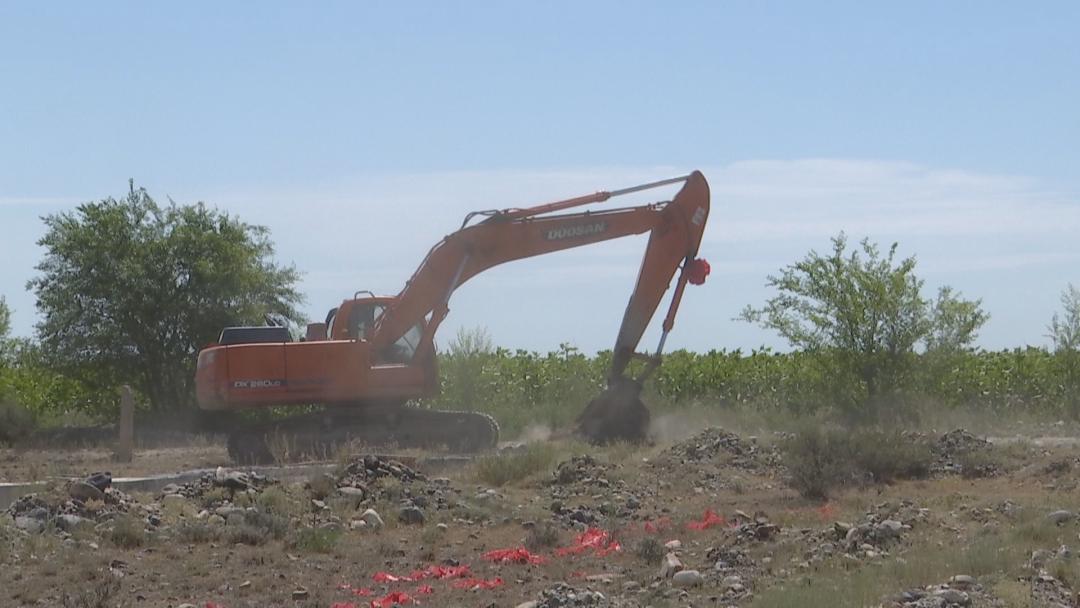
576, 377, 650, 444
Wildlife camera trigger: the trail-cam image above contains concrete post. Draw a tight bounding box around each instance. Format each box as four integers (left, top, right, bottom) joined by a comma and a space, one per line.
114, 385, 134, 463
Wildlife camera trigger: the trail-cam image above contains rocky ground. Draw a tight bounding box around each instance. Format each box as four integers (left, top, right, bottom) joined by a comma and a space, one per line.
3, 427, 1080, 607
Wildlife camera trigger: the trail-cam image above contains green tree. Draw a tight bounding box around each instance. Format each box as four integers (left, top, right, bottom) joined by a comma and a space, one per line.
1048, 284, 1080, 417
0, 296, 10, 340
27, 181, 304, 413
740, 233, 987, 419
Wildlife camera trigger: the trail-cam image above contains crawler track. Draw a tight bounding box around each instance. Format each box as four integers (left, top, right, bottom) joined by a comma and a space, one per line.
226, 405, 499, 464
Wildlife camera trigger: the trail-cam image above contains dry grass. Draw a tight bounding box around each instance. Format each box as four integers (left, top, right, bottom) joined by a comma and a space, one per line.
474, 443, 559, 487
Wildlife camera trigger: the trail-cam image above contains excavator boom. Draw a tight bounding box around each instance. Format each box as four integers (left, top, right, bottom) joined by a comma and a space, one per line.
373, 172, 710, 377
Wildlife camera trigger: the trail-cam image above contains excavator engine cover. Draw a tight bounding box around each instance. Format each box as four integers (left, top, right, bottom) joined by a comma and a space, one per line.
576, 377, 650, 444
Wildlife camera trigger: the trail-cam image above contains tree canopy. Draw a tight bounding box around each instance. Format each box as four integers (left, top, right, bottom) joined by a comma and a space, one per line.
27, 182, 304, 411
0, 297, 9, 340
740, 233, 988, 418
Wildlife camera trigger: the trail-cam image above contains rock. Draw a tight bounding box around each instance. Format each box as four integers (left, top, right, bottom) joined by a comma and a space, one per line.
672, 570, 704, 588
292, 587, 309, 600
360, 508, 384, 529
436, 523, 448, 531
178, 604, 197, 608
85, 472, 112, 492
57, 514, 86, 531
876, 519, 904, 539
516, 602, 539, 608
664, 539, 682, 550
215, 506, 244, 518
161, 494, 187, 507
949, 575, 975, 589
337, 486, 366, 499
1047, 510, 1075, 524
933, 588, 970, 605
398, 505, 425, 525
660, 552, 683, 578
14, 516, 44, 534
69, 481, 105, 502
160, 483, 182, 495
349, 520, 367, 530
722, 575, 743, 589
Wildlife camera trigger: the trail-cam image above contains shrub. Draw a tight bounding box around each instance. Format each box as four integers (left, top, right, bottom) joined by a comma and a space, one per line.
226, 524, 271, 546
0, 399, 36, 444
525, 523, 561, 551
177, 521, 219, 544
475, 444, 557, 487
108, 516, 145, 549
241, 509, 289, 540
289, 527, 340, 553
305, 474, 336, 501
848, 430, 932, 483
634, 537, 664, 565
782, 426, 854, 500
61, 576, 121, 608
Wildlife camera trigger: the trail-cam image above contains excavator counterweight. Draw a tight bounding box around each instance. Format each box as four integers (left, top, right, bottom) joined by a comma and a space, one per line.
195, 171, 711, 462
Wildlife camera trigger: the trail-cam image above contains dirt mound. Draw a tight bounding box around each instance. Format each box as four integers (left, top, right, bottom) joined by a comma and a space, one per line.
5, 474, 139, 533
929, 429, 999, 477
662, 427, 780, 471
334, 455, 461, 513
159, 467, 277, 509
553, 455, 611, 486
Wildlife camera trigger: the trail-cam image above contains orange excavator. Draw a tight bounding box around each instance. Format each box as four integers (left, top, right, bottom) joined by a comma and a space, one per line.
195, 171, 711, 462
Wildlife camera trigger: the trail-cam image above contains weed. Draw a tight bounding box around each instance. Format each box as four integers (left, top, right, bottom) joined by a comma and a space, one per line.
256, 486, 293, 514
634, 537, 664, 565
957, 449, 1003, 479
475, 443, 557, 487
525, 523, 561, 551
242, 509, 289, 540
108, 515, 145, 549
306, 473, 336, 500
289, 527, 340, 553
199, 487, 229, 509
176, 521, 220, 544
226, 524, 271, 546
61, 576, 120, 608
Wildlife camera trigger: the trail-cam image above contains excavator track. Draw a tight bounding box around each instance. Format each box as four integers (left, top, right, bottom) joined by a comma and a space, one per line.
227, 405, 499, 465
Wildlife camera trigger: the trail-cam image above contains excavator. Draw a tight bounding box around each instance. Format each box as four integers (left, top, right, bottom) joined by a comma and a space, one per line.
195, 171, 711, 463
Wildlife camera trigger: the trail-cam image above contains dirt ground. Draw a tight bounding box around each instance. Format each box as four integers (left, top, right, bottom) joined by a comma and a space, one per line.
4, 426, 1080, 608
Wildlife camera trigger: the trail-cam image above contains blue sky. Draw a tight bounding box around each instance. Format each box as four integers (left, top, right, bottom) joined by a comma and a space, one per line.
1, 2, 1078, 353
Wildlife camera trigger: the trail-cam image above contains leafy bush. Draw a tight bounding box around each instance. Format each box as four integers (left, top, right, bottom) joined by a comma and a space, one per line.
784, 427, 933, 499
0, 399, 36, 443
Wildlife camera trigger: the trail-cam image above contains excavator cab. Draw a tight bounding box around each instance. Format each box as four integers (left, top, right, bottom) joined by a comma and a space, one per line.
329, 296, 425, 364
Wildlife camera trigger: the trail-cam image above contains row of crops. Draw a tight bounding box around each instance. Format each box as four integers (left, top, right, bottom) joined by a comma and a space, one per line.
426, 345, 1080, 436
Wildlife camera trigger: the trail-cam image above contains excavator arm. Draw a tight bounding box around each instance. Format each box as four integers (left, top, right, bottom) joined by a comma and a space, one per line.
371, 171, 711, 441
